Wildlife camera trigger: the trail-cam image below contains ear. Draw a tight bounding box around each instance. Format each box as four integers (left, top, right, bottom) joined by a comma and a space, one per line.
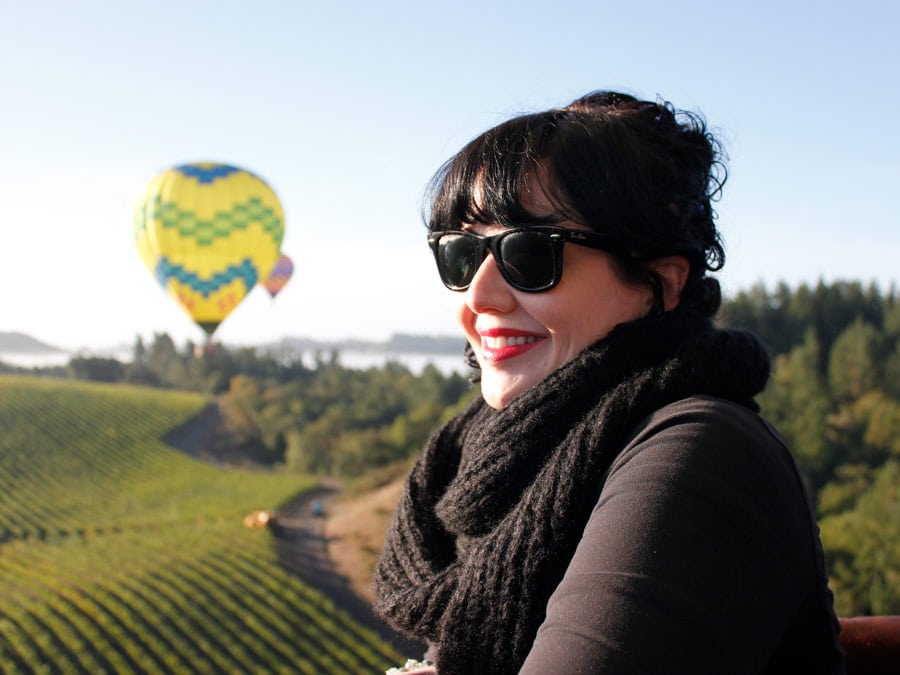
647, 255, 691, 311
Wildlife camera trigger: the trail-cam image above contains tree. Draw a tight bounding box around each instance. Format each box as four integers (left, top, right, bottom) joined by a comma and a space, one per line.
828, 319, 881, 402
758, 330, 835, 492
132, 335, 147, 365
718, 281, 803, 355
820, 461, 900, 615
147, 333, 189, 388
883, 340, 900, 400
67, 357, 124, 382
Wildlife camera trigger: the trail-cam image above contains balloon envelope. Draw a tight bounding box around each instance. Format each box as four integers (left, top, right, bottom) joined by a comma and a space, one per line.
133, 162, 285, 335
264, 253, 294, 299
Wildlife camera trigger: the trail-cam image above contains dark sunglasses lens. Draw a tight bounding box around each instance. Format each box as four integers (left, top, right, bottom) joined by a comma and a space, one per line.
437, 233, 483, 289
498, 231, 557, 290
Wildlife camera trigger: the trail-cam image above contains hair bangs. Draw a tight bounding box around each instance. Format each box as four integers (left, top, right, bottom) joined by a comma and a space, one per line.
424, 113, 568, 232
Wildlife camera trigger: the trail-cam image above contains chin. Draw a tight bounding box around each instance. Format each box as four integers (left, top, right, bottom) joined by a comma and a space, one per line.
480, 373, 534, 410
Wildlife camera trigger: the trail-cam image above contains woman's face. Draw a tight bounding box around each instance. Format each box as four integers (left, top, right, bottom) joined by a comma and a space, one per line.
453, 186, 654, 409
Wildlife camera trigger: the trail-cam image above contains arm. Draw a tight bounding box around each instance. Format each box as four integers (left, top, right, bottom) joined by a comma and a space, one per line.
519, 397, 821, 674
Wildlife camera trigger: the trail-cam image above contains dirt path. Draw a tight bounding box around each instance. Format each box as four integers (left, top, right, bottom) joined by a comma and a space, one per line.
163, 401, 223, 461
165, 402, 425, 659
272, 485, 425, 658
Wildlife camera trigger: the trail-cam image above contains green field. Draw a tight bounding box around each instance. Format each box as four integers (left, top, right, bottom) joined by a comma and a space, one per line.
0, 374, 402, 674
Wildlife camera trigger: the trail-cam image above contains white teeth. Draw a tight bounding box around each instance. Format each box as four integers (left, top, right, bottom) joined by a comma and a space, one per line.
482, 335, 537, 349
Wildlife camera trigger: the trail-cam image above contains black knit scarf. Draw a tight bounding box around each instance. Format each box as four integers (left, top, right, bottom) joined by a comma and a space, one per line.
373, 310, 771, 674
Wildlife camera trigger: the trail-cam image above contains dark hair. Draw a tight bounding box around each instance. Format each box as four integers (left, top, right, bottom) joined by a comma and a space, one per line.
424, 90, 726, 317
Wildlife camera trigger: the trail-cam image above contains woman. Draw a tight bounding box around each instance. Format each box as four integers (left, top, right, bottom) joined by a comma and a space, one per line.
374, 91, 845, 674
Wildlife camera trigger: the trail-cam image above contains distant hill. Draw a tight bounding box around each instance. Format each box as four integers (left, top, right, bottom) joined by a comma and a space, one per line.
0, 330, 465, 360
266, 332, 465, 355
0, 331, 67, 354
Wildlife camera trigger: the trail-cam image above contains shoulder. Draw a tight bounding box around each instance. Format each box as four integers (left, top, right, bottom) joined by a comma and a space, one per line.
522, 400, 827, 673
625, 394, 787, 454
598, 394, 818, 563
610, 395, 803, 496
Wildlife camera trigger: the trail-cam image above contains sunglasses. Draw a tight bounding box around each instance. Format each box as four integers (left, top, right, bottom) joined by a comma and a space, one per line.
427, 226, 625, 292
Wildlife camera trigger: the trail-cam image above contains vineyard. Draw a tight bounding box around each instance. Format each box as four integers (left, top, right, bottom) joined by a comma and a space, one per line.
0, 374, 403, 674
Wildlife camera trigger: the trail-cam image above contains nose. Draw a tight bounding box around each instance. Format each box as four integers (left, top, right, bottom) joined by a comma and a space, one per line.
464, 252, 517, 314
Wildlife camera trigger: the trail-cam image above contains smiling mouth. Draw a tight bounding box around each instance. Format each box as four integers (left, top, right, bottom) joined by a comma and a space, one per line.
479, 333, 543, 363
483, 335, 537, 349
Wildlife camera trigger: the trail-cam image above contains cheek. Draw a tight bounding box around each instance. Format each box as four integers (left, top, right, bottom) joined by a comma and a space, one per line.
454, 300, 476, 338
543, 284, 647, 347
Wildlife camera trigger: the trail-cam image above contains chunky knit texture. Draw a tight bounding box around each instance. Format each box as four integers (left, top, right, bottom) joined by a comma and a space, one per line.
373, 310, 771, 675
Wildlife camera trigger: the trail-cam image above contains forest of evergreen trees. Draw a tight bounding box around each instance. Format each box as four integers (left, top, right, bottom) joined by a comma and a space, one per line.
3, 279, 897, 615
721, 280, 899, 615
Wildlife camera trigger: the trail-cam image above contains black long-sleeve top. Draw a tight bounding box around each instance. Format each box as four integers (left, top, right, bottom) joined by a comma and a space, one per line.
519, 396, 845, 674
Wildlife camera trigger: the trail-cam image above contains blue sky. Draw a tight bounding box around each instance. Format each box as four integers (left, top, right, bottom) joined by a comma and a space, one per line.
1, 0, 897, 351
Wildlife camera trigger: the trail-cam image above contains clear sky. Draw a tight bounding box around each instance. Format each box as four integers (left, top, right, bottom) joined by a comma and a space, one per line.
1, 0, 897, 352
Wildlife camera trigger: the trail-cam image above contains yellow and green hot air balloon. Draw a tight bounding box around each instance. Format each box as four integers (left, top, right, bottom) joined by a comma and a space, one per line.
133, 162, 285, 337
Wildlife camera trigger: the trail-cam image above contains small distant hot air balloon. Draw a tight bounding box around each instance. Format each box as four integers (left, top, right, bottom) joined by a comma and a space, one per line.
133, 162, 285, 337
263, 253, 294, 299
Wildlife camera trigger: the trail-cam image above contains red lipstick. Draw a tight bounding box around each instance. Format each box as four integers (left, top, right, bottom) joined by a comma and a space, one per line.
478, 328, 544, 364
